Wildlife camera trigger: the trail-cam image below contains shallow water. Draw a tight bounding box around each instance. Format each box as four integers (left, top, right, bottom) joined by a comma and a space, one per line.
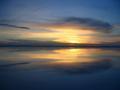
0, 47, 120, 90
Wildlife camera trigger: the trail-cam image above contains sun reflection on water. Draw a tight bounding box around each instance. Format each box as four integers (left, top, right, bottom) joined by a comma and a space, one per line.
1, 48, 120, 74
20, 48, 108, 64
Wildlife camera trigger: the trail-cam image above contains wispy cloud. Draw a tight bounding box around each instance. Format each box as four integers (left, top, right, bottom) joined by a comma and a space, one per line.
0, 62, 30, 68
0, 17, 119, 44
43, 17, 113, 33
0, 23, 30, 29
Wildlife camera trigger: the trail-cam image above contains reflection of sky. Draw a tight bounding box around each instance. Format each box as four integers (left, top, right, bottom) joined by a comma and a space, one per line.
0, 48, 120, 74
0, 0, 120, 44
0, 48, 120, 90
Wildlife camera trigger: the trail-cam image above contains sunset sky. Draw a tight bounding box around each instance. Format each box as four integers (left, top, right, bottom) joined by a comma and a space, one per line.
0, 0, 120, 44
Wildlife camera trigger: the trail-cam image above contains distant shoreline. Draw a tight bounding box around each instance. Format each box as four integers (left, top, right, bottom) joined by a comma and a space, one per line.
0, 45, 120, 48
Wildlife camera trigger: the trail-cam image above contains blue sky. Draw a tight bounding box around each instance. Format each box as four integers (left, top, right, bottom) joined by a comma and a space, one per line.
0, 0, 120, 23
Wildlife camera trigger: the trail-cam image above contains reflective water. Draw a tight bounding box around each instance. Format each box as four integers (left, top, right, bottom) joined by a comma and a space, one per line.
0, 47, 120, 90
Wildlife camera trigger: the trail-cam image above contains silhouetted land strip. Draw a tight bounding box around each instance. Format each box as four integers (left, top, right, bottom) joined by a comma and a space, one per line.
0, 40, 120, 48
0, 45, 120, 48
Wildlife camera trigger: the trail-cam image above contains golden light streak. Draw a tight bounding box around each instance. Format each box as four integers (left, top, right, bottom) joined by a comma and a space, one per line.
11, 24, 98, 43
20, 48, 100, 63
19, 30, 92, 43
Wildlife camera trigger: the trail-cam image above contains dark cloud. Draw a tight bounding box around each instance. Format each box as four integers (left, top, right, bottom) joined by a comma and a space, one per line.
0, 23, 30, 29
0, 62, 30, 68
0, 22, 55, 32
0, 39, 69, 47
49, 59, 112, 75
56, 17, 113, 33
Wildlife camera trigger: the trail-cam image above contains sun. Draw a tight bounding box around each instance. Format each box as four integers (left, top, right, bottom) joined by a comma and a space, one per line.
69, 40, 79, 44
67, 38, 80, 43
54, 36, 80, 44
39, 26, 92, 44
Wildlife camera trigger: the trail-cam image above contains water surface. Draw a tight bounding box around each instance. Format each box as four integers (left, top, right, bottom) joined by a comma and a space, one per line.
0, 47, 120, 90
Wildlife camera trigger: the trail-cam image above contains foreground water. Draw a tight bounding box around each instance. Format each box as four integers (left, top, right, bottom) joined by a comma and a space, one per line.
0, 47, 120, 90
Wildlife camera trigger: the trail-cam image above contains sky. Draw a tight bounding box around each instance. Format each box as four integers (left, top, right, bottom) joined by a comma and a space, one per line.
0, 0, 120, 44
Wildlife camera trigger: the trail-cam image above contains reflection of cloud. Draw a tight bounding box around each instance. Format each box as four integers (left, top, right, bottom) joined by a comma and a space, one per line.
0, 23, 30, 29
49, 59, 112, 75
0, 62, 30, 68
0, 48, 115, 74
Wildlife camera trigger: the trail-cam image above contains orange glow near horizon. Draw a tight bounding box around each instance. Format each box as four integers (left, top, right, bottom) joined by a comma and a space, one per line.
43, 25, 94, 44
24, 26, 94, 44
